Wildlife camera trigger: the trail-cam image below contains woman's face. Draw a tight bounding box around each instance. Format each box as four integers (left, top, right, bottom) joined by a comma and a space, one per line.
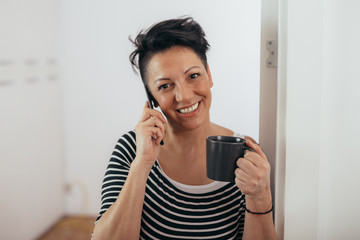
146, 46, 213, 131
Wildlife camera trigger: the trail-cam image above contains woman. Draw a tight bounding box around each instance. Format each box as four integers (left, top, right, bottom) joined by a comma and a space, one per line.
93, 17, 277, 239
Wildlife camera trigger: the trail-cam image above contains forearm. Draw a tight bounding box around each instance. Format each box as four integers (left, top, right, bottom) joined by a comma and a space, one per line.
93, 159, 151, 240
242, 194, 278, 240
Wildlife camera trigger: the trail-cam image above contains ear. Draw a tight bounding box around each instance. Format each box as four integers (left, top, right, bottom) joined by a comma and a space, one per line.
206, 64, 213, 88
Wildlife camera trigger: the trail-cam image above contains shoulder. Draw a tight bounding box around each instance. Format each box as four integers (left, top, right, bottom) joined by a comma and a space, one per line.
115, 130, 137, 153
210, 123, 234, 136
210, 123, 258, 144
111, 130, 137, 164
117, 130, 136, 144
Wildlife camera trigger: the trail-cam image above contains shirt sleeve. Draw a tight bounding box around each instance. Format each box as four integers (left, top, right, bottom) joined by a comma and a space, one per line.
95, 131, 136, 223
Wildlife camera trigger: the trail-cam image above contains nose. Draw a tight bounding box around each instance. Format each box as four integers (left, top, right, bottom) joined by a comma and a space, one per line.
175, 82, 193, 103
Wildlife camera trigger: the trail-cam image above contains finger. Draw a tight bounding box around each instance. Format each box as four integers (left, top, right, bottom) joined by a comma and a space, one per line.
155, 119, 166, 142
141, 106, 166, 124
242, 153, 271, 180
146, 126, 163, 141
153, 127, 165, 146
140, 106, 153, 121
236, 158, 257, 175
144, 116, 166, 137
143, 114, 163, 127
234, 177, 243, 189
246, 139, 267, 160
144, 101, 150, 109
243, 151, 264, 168
143, 116, 166, 144
155, 129, 164, 146
151, 109, 166, 124
234, 176, 248, 193
143, 101, 166, 123
235, 167, 251, 181
235, 168, 263, 195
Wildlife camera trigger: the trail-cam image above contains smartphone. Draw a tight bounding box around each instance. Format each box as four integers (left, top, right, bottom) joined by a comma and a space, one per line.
144, 85, 164, 145
145, 85, 155, 109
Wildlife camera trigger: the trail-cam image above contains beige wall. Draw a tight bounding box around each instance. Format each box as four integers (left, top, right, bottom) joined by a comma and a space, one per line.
259, 0, 280, 236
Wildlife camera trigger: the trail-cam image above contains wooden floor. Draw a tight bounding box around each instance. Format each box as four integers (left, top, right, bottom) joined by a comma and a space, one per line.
37, 215, 96, 240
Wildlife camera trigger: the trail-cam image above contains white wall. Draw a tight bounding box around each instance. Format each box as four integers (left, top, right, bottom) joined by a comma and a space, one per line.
59, 0, 261, 215
0, 0, 64, 239
277, 0, 360, 239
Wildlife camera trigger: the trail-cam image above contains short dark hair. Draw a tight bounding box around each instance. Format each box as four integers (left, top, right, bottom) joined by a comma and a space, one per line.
129, 17, 210, 86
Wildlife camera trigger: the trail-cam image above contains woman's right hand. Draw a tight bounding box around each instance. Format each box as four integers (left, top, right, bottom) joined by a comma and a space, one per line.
134, 102, 166, 169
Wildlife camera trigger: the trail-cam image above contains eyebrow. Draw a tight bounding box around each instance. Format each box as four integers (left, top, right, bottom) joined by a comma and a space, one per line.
154, 66, 201, 84
154, 77, 171, 85
184, 66, 201, 74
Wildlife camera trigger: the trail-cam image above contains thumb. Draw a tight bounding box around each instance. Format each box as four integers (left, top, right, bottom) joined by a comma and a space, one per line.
246, 139, 267, 160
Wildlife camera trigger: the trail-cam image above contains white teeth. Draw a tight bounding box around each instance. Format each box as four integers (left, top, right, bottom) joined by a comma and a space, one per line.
179, 102, 199, 114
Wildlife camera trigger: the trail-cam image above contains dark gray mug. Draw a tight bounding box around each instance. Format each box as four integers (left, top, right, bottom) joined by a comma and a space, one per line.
206, 136, 251, 182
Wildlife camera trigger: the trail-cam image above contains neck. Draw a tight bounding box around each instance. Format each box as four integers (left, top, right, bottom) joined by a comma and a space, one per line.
164, 120, 214, 150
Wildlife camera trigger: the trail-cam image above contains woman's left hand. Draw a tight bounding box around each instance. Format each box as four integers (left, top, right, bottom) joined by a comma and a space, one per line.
234, 139, 271, 200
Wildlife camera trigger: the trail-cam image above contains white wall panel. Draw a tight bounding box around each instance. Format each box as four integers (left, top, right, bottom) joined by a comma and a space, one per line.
318, 0, 360, 239
278, 0, 360, 239
0, 0, 64, 239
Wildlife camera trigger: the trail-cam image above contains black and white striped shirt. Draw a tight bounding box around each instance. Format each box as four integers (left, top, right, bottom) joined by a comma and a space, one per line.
96, 131, 245, 239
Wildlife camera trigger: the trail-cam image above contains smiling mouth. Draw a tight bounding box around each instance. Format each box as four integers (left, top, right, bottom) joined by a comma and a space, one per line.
177, 102, 199, 114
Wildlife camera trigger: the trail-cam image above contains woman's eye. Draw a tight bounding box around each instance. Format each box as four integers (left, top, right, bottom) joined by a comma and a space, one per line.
190, 73, 199, 79
158, 84, 170, 90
